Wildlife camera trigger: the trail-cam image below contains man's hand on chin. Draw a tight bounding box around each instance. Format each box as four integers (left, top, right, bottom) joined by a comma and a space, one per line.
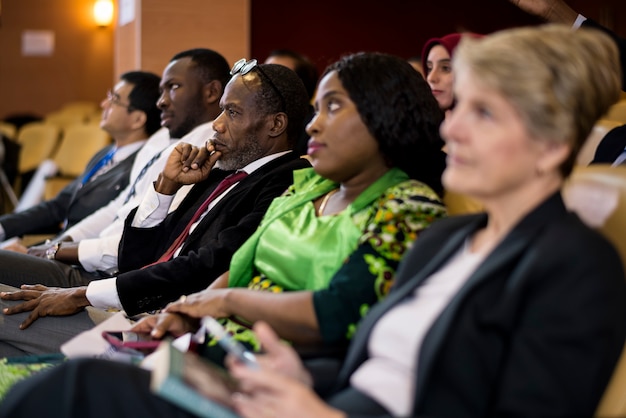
0, 285, 90, 329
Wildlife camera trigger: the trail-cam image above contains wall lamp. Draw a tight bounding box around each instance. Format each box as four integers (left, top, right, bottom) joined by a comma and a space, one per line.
93, 0, 114, 28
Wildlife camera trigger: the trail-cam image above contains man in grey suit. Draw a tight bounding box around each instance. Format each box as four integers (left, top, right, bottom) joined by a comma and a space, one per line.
0, 71, 161, 241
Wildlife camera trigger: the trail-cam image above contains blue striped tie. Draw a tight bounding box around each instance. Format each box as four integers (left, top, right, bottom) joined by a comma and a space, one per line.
81, 148, 116, 185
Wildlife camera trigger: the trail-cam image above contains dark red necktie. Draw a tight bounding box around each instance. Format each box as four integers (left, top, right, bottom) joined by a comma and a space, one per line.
144, 170, 248, 267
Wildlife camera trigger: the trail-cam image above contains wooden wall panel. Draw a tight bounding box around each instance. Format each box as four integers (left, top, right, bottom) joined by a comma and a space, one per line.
0, 0, 113, 119
115, 0, 250, 79
114, 1, 139, 78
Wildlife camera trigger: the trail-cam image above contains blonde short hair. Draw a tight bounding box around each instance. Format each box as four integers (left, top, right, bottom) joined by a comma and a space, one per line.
453, 24, 621, 177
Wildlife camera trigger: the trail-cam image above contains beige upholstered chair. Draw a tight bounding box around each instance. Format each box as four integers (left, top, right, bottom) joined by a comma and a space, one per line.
9, 123, 60, 207
0, 121, 19, 208
442, 190, 483, 216
44, 111, 86, 131
0, 121, 17, 140
562, 164, 626, 417
85, 109, 104, 125
52, 124, 111, 177
15, 123, 60, 174
577, 119, 624, 166
43, 124, 111, 199
596, 352, 626, 418
605, 101, 626, 124
60, 101, 99, 115
564, 164, 626, 272
56, 102, 100, 127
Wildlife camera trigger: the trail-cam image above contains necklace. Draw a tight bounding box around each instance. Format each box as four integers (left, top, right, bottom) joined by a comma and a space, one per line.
317, 189, 339, 216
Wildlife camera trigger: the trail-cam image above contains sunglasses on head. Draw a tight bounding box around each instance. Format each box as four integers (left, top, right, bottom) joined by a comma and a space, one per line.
230, 58, 286, 112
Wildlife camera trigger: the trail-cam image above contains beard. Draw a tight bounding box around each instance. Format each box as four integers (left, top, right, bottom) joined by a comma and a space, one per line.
218, 133, 266, 171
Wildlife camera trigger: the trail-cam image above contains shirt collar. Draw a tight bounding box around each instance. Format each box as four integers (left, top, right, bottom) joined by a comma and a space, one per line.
238, 150, 291, 175
112, 140, 147, 163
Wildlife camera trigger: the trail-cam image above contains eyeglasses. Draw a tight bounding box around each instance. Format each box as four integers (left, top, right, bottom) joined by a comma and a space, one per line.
230, 58, 286, 112
106, 90, 134, 111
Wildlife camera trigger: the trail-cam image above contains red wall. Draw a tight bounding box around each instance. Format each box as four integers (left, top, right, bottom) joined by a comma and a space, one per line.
251, 0, 625, 74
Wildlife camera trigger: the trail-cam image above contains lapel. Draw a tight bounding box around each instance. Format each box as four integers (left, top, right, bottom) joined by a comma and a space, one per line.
69, 148, 141, 216
412, 192, 567, 410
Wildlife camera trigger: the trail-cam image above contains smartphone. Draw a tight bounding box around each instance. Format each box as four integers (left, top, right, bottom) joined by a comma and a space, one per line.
200, 317, 258, 369
102, 331, 162, 351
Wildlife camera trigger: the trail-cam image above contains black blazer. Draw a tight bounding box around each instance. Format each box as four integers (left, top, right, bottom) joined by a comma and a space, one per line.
332, 193, 626, 417
116, 152, 310, 315
591, 123, 626, 164
0, 145, 138, 237
582, 19, 626, 91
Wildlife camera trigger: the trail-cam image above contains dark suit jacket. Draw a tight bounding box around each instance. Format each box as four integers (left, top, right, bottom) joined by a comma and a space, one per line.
0, 145, 138, 238
116, 152, 310, 316
582, 19, 626, 91
331, 192, 626, 417
591, 123, 626, 164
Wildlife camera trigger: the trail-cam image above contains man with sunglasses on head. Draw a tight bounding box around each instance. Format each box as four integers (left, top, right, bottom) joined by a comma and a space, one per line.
0, 71, 161, 243
0, 59, 311, 357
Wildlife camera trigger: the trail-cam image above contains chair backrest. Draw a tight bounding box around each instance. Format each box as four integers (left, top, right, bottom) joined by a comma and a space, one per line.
44, 111, 86, 131
15, 123, 60, 173
577, 119, 624, 166
58, 104, 100, 126
605, 101, 626, 124
52, 125, 111, 177
563, 164, 626, 271
562, 165, 626, 417
596, 347, 626, 417
0, 121, 17, 140
60, 101, 99, 115
85, 109, 104, 125
443, 190, 483, 216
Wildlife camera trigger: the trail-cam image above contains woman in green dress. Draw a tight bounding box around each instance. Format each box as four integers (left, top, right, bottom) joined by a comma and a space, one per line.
133, 52, 448, 352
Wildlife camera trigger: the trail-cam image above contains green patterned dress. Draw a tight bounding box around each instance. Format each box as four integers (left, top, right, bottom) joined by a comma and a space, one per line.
212, 167, 446, 351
